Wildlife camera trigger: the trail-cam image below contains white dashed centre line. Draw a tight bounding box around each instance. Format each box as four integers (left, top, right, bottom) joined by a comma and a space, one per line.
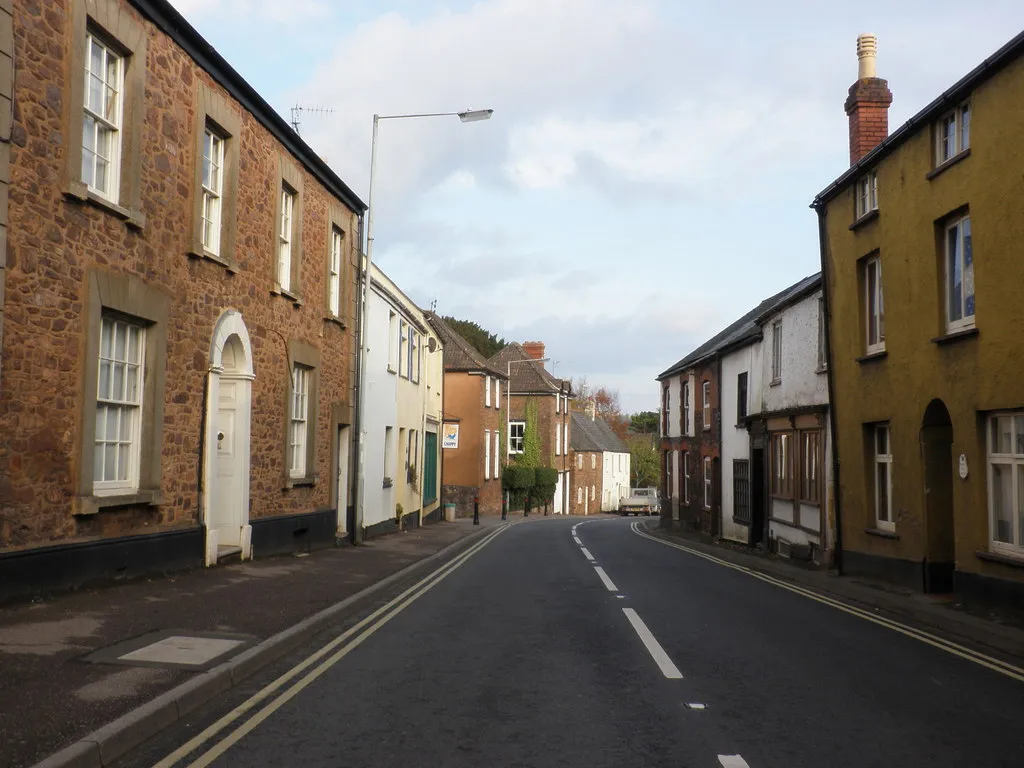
593, 566, 618, 592
718, 755, 750, 767
622, 608, 682, 679
580, 547, 595, 562
572, 536, 582, 545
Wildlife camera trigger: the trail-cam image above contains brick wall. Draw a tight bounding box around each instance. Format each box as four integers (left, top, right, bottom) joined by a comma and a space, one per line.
569, 451, 602, 515
0, 0, 361, 551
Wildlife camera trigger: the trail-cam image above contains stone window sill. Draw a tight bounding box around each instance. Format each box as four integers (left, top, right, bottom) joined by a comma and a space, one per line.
816, 365, 828, 375
931, 327, 978, 346
270, 284, 304, 308
65, 183, 146, 230
769, 379, 781, 387
74, 490, 162, 516
324, 315, 347, 330
188, 248, 238, 274
849, 208, 879, 231
856, 350, 888, 364
284, 475, 316, 489
926, 149, 970, 180
975, 549, 1024, 570
865, 526, 899, 540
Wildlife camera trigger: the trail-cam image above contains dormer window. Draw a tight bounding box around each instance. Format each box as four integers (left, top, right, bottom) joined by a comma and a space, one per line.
936, 103, 970, 164
855, 170, 878, 219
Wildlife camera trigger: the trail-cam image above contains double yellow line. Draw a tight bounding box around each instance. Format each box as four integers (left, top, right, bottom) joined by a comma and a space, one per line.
154, 523, 509, 768
630, 522, 1024, 684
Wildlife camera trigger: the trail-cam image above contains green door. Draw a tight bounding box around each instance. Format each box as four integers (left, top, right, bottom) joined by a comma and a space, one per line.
423, 431, 438, 505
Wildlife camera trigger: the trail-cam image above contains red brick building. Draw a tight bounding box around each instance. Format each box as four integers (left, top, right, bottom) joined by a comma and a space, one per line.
0, 0, 365, 601
425, 313, 507, 517
489, 342, 572, 514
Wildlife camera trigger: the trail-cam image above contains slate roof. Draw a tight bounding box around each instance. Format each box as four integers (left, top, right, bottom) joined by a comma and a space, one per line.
488, 343, 570, 394
656, 273, 821, 381
424, 313, 506, 378
570, 412, 629, 453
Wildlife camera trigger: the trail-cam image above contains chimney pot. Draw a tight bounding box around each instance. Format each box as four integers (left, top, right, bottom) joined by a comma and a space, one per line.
857, 33, 877, 79
845, 33, 892, 165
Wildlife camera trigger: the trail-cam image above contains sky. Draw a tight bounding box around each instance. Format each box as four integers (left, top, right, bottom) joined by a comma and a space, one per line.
169, 0, 1023, 413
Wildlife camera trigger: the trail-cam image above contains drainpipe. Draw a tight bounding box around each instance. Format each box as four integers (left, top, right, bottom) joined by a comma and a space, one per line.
350, 212, 368, 545
815, 204, 844, 573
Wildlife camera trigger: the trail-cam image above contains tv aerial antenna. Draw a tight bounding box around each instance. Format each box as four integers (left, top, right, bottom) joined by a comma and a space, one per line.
290, 104, 335, 136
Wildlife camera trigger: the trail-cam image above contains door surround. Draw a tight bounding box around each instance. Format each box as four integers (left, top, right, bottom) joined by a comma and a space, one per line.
204, 310, 255, 566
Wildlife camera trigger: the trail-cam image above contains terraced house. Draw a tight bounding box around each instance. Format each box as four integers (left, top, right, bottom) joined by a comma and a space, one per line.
0, 0, 365, 601
814, 32, 1024, 602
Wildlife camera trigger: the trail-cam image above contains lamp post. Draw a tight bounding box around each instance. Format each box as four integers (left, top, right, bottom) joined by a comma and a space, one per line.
352, 109, 493, 545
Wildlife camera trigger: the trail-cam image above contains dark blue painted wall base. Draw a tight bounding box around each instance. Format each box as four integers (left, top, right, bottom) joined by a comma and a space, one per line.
841, 549, 924, 591
0, 527, 204, 605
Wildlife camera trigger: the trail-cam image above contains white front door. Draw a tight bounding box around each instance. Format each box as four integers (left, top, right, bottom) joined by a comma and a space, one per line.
213, 379, 243, 549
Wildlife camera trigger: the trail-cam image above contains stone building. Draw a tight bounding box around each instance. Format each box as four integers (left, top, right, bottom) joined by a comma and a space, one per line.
569, 410, 630, 515
0, 0, 365, 601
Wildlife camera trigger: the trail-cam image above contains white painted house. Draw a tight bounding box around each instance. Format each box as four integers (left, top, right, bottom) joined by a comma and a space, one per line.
754, 276, 834, 563
361, 264, 443, 536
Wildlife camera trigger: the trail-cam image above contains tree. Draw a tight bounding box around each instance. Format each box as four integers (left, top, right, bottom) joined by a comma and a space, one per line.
440, 316, 506, 358
627, 434, 661, 488
630, 411, 659, 434
517, 399, 544, 468
570, 382, 628, 439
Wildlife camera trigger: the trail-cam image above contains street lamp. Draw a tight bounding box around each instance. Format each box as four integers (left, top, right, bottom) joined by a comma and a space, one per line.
352, 108, 493, 545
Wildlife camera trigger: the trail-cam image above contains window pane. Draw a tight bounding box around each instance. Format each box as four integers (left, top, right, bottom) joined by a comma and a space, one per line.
98, 359, 111, 399
1016, 417, 1024, 456
948, 226, 962, 322
95, 406, 107, 441
119, 407, 132, 441
117, 443, 131, 481
877, 462, 890, 522
104, 439, 117, 480
106, 408, 119, 446
876, 425, 888, 455
992, 416, 1013, 454
962, 219, 974, 317
960, 105, 970, 150
992, 463, 1013, 543
112, 362, 125, 400
93, 442, 105, 482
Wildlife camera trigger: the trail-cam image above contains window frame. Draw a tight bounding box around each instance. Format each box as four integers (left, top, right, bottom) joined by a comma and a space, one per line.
485, 375, 492, 407
509, 420, 526, 455
799, 429, 822, 505
771, 431, 794, 499
986, 413, 1024, 557
864, 254, 885, 354
484, 429, 491, 480
327, 226, 343, 319
733, 459, 750, 523
77, 270, 169, 515
771, 319, 783, 384
66, 1, 147, 228
703, 456, 713, 510
682, 380, 691, 436
284, 340, 320, 486
702, 381, 711, 431
936, 103, 970, 165
93, 316, 145, 494
854, 170, 878, 220
683, 451, 690, 502
493, 431, 500, 479
944, 215, 975, 334
288, 364, 310, 479
82, 32, 124, 204
200, 128, 224, 256
736, 372, 748, 422
273, 158, 305, 299
874, 424, 894, 531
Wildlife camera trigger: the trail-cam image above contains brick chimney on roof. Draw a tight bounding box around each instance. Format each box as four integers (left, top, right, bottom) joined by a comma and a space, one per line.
522, 341, 546, 364
844, 34, 892, 165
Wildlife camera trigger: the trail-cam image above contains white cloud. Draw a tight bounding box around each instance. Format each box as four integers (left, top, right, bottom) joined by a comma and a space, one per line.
168, 0, 329, 23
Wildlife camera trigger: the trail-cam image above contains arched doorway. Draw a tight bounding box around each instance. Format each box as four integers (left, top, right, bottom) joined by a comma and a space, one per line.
204, 310, 255, 566
921, 399, 954, 593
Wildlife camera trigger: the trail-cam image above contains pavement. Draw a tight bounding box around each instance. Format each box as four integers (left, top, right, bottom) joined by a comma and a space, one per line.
647, 519, 1024, 665
0, 514, 508, 768
107, 516, 1024, 768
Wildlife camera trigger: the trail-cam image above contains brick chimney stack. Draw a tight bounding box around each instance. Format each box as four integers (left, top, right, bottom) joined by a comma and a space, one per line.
844, 34, 892, 165
522, 341, 546, 365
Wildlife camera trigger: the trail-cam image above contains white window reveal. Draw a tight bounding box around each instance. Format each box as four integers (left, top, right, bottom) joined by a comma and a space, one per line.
855, 170, 878, 219
945, 215, 974, 333
485, 375, 491, 407
702, 381, 711, 431
771, 320, 782, 383
865, 255, 885, 354
495, 378, 501, 409
937, 103, 970, 164
874, 424, 894, 531
987, 414, 1024, 557
278, 187, 295, 291
289, 365, 310, 478
328, 227, 343, 317
703, 456, 712, 509
82, 34, 124, 201
201, 128, 224, 255
509, 421, 525, 454
563, 423, 568, 455
493, 431, 500, 479
484, 429, 491, 480
94, 316, 144, 492
555, 425, 561, 456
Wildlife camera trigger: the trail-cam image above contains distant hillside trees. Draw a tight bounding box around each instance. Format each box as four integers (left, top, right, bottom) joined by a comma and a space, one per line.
441, 316, 506, 358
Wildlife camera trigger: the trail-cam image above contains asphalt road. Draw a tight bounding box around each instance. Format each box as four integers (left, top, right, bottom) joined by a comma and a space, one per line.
114, 517, 1024, 768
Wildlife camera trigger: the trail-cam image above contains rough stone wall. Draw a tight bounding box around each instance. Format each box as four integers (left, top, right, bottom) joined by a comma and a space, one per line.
0, 0, 360, 550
